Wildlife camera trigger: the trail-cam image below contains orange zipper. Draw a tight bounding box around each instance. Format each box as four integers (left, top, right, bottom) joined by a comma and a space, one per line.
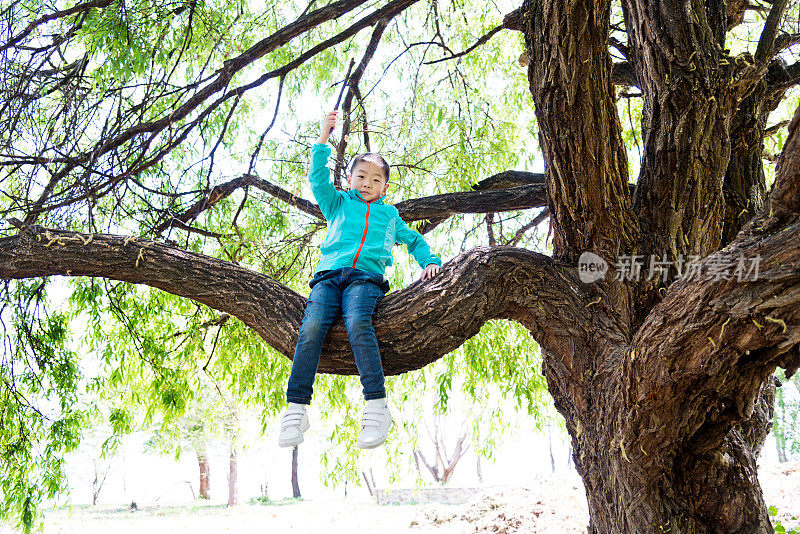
352, 196, 372, 268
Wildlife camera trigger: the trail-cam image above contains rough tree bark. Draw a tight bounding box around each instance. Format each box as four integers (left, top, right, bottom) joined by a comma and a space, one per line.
519, 0, 800, 530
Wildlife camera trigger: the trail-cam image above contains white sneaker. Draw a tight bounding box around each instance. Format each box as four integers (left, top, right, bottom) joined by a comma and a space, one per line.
278, 402, 310, 447
358, 398, 392, 449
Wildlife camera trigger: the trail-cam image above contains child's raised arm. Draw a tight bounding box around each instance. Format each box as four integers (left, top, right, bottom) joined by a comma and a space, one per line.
308, 111, 346, 220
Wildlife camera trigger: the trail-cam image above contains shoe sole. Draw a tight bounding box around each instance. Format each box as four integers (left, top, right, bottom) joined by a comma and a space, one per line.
357, 436, 387, 449
357, 419, 392, 449
278, 416, 310, 448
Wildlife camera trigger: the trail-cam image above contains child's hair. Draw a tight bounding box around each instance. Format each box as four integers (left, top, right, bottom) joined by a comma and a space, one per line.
348, 153, 390, 182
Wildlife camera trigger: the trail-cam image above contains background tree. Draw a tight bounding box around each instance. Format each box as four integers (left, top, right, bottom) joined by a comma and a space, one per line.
773, 370, 800, 462
2, 0, 800, 533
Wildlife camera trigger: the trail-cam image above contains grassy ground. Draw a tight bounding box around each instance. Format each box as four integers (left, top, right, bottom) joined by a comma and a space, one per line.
1, 464, 797, 534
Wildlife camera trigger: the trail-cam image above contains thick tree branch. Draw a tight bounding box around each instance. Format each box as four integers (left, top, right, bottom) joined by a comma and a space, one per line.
767, 59, 800, 93
0, 0, 115, 53
705, 0, 727, 45
720, 75, 785, 247
620, 215, 800, 464
726, 0, 749, 31
156, 166, 638, 242
767, 97, 800, 219
394, 184, 548, 220
471, 170, 544, 190
774, 32, 800, 53
622, 0, 760, 295
0, 224, 591, 376
502, 7, 523, 31
721, 50, 800, 247
754, 0, 791, 65
612, 61, 638, 87
523, 0, 639, 264
156, 170, 558, 238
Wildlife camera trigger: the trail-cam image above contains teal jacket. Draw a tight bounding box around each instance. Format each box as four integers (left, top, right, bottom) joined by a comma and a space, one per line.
308, 143, 442, 277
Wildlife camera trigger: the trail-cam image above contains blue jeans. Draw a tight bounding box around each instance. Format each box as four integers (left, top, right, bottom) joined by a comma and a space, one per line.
286, 267, 391, 405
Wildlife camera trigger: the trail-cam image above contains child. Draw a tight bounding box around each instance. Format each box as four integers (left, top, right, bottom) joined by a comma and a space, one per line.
278, 110, 442, 449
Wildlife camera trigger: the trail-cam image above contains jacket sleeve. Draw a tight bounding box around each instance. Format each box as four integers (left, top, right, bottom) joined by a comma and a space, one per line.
308, 143, 345, 220
394, 213, 442, 269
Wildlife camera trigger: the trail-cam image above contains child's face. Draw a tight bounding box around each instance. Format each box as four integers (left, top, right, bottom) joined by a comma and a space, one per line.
347, 160, 389, 202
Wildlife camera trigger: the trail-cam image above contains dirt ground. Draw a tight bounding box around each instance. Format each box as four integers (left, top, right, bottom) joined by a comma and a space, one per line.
3, 464, 798, 534
412, 462, 800, 532
409, 472, 589, 533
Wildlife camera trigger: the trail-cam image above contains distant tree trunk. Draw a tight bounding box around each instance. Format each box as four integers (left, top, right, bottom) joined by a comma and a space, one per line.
291, 445, 301, 498
260, 480, 269, 502
92, 459, 109, 505
227, 444, 238, 506
196, 444, 211, 500
415, 449, 440, 482
776, 443, 788, 463
361, 470, 374, 496
547, 424, 555, 473
476, 455, 483, 483
775, 388, 789, 463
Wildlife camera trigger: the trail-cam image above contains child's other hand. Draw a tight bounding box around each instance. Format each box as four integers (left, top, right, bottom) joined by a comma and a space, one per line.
316, 110, 339, 144
420, 264, 440, 281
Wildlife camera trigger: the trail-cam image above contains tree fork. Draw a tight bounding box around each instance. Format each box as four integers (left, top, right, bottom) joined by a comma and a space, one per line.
572, 103, 800, 532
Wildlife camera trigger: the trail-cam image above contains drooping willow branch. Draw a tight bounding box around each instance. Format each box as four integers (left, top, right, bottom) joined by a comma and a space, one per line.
3, 0, 422, 225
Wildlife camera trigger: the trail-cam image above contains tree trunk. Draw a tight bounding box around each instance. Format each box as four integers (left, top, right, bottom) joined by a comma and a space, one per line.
775, 383, 789, 463
519, 0, 800, 530
196, 446, 210, 500
291, 445, 301, 498
91, 460, 108, 505
227, 445, 238, 506
562, 346, 777, 533
361, 471, 374, 496
776, 439, 788, 463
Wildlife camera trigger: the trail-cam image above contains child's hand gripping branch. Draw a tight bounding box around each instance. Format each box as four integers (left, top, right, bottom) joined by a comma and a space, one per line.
278, 110, 443, 451
316, 110, 339, 145
421, 263, 440, 280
